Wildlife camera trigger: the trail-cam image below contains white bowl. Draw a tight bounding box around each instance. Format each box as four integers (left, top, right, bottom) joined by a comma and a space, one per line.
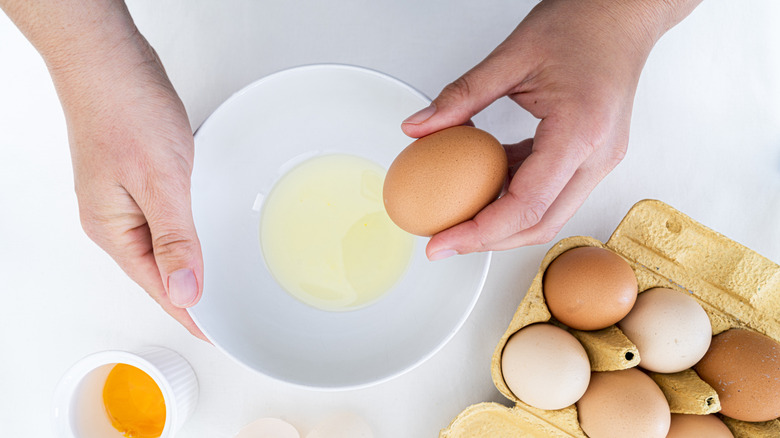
52, 347, 198, 438
189, 64, 491, 389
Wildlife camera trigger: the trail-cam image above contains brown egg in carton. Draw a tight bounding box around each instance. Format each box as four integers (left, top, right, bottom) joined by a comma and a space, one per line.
440, 199, 780, 438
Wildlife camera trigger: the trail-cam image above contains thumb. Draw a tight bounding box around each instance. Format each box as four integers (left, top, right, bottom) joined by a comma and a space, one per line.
401, 53, 526, 138
140, 178, 204, 309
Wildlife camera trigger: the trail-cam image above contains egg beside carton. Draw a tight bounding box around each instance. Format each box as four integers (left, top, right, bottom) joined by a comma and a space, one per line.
439, 199, 780, 438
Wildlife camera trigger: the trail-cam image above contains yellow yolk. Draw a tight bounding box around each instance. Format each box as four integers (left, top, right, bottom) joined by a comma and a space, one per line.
102, 364, 166, 438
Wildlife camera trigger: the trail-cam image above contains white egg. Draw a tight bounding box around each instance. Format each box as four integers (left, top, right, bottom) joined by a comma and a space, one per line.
234, 417, 300, 438
618, 287, 712, 373
501, 323, 591, 410
305, 412, 373, 438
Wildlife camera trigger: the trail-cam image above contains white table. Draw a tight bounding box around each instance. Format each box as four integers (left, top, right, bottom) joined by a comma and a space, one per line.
1, 1, 778, 437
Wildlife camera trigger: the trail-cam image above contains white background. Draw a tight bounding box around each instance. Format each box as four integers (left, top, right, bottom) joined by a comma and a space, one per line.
1, 1, 779, 437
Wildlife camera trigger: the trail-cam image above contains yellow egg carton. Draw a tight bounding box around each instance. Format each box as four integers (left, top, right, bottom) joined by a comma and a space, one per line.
440, 199, 780, 438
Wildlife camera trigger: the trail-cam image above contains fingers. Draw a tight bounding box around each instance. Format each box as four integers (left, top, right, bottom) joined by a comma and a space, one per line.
484, 133, 625, 251
131, 167, 204, 310
60, 44, 207, 339
112, 224, 208, 342
474, 162, 602, 251
77, 144, 206, 338
426, 118, 595, 258
82, 205, 208, 342
426, 162, 595, 259
401, 48, 530, 139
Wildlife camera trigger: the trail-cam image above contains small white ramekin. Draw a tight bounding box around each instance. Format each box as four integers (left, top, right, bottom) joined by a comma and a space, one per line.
52, 346, 198, 438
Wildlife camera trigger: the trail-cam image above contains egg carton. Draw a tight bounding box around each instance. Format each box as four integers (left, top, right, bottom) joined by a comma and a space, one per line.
440, 199, 780, 438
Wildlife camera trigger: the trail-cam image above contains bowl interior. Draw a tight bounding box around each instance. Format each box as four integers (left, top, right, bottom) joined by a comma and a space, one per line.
189, 64, 490, 389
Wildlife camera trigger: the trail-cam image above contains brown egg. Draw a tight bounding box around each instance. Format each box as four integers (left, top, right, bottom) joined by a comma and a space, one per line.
543, 246, 638, 331
694, 328, 780, 422
382, 126, 506, 236
666, 414, 733, 438
576, 368, 671, 438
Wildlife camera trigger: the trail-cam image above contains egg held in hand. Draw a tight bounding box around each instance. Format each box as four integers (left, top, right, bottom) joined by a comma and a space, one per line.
382, 126, 507, 236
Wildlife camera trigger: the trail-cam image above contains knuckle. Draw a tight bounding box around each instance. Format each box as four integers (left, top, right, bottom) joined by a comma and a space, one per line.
462, 219, 492, 251
121, 149, 191, 198
152, 229, 193, 260
473, 226, 492, 251
516, 195, 551, 229
77, 205, 105, 244
576, 138, 600, 161
573, 127, 605, 159
442, 76, 474, 102
529, 227, 560, 246
606, 142, 628, 166
79, 217, 101, 243
561, 108, 613, 160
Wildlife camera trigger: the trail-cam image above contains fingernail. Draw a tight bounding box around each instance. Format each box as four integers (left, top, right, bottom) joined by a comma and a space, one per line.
429, 249, 458, 261
168, 268, 198, 307
402, 103, 436, 125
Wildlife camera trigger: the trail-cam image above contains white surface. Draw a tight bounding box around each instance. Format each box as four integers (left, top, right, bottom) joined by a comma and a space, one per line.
0, 1, 778, 437
52, 347, 198, 438
305, 412, 373, 438
234, 417, 300, 438
189, 64, 490, 389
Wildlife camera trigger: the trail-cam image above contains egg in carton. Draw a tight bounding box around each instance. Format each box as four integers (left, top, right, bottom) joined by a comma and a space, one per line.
440, 199, 780, 438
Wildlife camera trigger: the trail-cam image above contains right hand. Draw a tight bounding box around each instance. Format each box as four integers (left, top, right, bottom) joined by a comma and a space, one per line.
402, 0, 700, 260
51, 31, 207, 340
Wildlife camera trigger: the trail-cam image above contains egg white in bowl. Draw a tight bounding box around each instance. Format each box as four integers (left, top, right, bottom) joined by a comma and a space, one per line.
189, 64, 491, 389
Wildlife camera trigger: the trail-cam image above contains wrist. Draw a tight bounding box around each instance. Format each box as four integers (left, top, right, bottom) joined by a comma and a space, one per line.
3, 0, 139, 67
2, 0, 157, 103
614, 0, 702, 47
657, 0, 704, 30
44, 9, 151, 87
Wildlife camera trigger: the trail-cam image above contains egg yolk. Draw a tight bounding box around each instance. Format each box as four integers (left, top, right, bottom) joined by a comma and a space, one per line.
102, 364, 166, 438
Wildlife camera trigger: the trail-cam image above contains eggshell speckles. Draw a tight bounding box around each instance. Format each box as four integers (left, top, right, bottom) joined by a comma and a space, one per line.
617, 287, 712, 373
576, 368, 670, 438
694, 328, 780, 422
666, 414, 733, 438
501, 324, 591, 410
543, 246, 638, 331
382, 126, 506, 236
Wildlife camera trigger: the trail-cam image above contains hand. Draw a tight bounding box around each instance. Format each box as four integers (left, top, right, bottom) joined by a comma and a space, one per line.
0, 0, 213, 340
402, 0, 700, 260
2, 0, 206, 339
55, 38, 206, 340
